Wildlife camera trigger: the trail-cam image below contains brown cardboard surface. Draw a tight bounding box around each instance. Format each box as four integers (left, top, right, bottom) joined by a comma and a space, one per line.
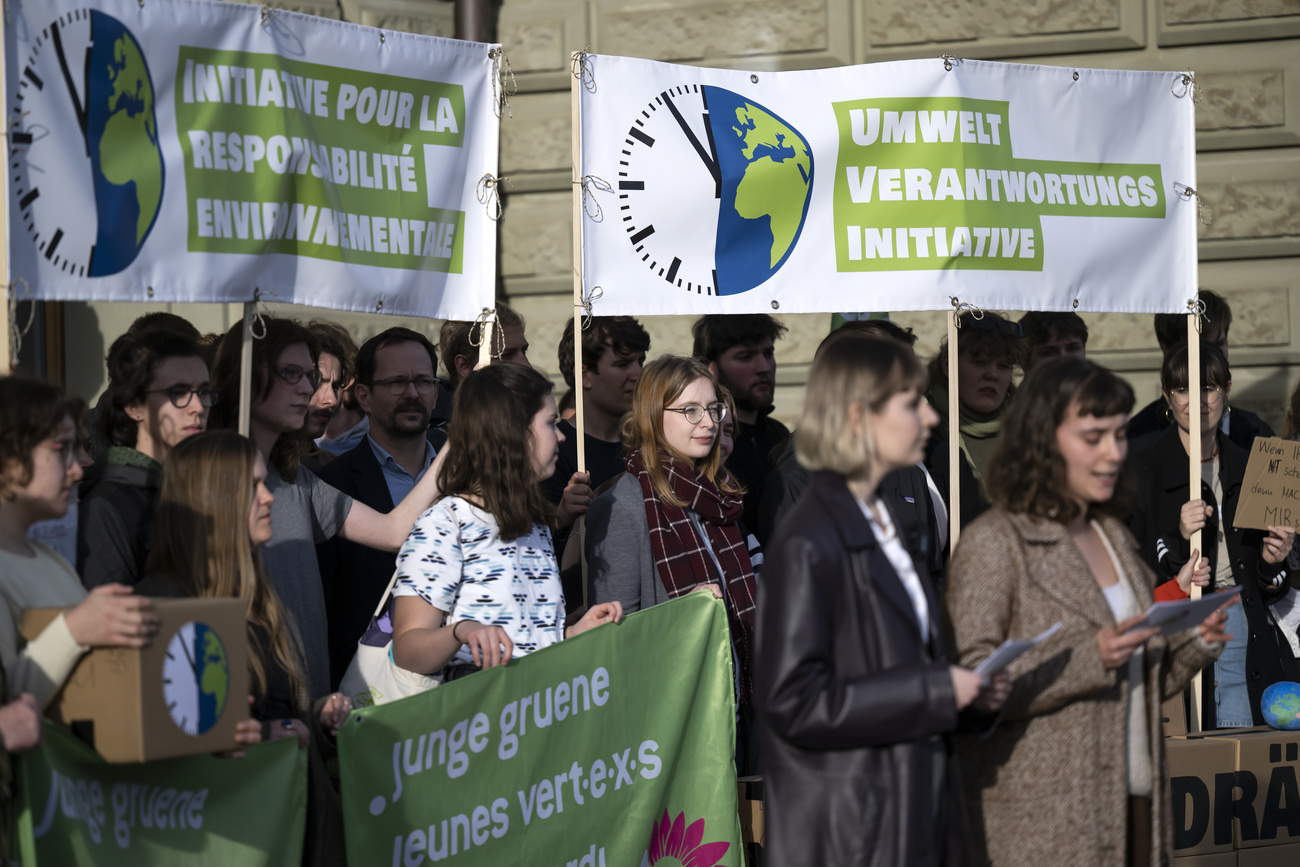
1224, 731, 1300, 850
737, 775, 764, 852
1169, 736, 1240, 855
22, 598, 249, 762
1233, 437, 1300, 532
1166, 694, 1189, 737
1172, 854, 1236, 866
1238, 843, 1300, 865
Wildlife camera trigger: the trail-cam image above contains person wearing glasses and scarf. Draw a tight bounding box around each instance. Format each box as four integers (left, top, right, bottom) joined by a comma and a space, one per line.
211, 317, 445, 701
1128, 341, 1297, 729
79, 329, 215, 588
924, 311, 1022, 539
586, 355, 759, 772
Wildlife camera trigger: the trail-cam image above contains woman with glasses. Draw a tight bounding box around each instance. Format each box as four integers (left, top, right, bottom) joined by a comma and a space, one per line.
1128, 341, 1296, 728
211, 318, 446, 701
586, 355, 759, 770
79, 329, 215, 588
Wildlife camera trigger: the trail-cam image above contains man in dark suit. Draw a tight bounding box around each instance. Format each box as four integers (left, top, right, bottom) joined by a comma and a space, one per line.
317, 327, 441, 688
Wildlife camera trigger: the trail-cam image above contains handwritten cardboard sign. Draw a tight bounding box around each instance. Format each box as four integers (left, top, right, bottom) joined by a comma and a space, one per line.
1234, 437, 1300, 531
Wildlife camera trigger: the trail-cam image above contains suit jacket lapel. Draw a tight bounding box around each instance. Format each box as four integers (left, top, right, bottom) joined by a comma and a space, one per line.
1009, 512, 1118, 630
354, 440, 396, 513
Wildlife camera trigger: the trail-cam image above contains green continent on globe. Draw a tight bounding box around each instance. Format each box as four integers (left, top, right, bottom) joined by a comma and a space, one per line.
730, 105, 812, 268
1270, 694, 1300, 727
200, 630, 229, 717
100, 35, 161, 245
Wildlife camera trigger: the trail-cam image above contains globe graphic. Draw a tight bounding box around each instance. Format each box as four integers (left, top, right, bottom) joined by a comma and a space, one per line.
196, 624, 230, 734
1262, 681, 1300, 731
704, 87, 813, 296
85, 11, 163, 276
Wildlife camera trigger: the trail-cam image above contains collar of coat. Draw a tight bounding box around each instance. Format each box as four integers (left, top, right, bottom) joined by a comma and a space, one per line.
1152, 425, 1246, 497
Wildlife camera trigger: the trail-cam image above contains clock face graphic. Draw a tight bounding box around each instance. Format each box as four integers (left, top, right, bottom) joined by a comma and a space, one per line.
161, 620, 230, 737
10, 8, 164, 278
616, 85, 814, 297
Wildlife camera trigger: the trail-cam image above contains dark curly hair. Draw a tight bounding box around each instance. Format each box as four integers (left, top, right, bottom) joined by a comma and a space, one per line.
557, 315, 651, 389
436, 363, 555, 540
986, 357, 1135, 524
926, 310, 1024, 390
99, 330, 203, 448
691, 313, 787, 363
0, 377, 85, 496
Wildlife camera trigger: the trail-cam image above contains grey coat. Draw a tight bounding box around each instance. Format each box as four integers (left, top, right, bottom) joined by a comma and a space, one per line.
586, 473, 667, 612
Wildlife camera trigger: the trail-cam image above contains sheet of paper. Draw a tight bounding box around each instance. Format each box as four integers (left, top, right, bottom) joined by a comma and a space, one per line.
975, 622, 1062, 676
1125, 586, 1242, 636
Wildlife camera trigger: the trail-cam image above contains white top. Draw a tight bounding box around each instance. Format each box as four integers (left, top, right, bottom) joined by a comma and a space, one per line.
394, 496, 565, 666
858, 496, 930, 645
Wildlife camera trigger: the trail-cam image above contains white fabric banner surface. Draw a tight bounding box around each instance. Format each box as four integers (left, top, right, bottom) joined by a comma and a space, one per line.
579, 54, 1197, 317
5, 0, 499, 319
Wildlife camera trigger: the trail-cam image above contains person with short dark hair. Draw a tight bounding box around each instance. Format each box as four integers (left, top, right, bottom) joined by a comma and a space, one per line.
316, 327, 442, 686
431, 302, 529, 435
691, 314, 790, 527
78, 329, 211, 588
1019, 311, 1088, 371
301, 320, 359, 468
1126, 290, 1271, 453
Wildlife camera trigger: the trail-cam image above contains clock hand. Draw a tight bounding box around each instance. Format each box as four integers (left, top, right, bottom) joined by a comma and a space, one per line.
50, 22, 89, 142
181, 635, 198, 675
661, 91, 720, 197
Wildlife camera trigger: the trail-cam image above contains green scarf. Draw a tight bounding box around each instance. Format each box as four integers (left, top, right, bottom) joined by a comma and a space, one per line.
928, 383, 1004, 494
105, 446, 162, 473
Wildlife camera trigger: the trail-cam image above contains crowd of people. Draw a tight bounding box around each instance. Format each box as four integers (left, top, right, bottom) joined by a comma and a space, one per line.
1, 290, 1296, 865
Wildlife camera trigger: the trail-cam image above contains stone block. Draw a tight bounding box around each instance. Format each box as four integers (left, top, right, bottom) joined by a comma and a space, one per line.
1158, 0, 1300, 45
596, 0, 829, 62
499, 3, 584, 74
1196, 154, 1300, 243
500, 192, 573, 277
1197, 69, 1285, 131
1163, 0, 1299, 26
358, 2, 455, 38
500, 92, 572, 174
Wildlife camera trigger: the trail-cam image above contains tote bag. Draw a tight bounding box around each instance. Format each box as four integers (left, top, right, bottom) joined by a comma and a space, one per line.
339, 569, 442, 707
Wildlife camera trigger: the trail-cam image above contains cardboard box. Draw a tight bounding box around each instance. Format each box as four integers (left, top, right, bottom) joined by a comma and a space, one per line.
1165, 694, 1188, 737
1169, 735, 1240, 855
1221, 731, 1300, 850
1238, 843, 1300, 865
737, 775, 764, 866
1172, 854, 1235, 866
22, 598, 249, 763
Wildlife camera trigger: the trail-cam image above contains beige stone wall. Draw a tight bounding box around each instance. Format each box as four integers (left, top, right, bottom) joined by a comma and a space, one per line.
64, 0, 1300, 434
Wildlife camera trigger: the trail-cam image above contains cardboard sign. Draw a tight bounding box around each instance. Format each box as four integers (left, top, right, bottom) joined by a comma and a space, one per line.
1169, 736, 1239, 855
1173, 853, 1235, 866
1239, 842, 1300, 865
22, 599, 249, 763
1234, 437, 1300, 532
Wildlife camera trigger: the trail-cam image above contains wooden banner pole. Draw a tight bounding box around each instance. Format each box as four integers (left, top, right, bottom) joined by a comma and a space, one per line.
571, 52, 590, 608
1187, 312, 1204, 733
237, 302, 255, 437
947, 311, 962, 552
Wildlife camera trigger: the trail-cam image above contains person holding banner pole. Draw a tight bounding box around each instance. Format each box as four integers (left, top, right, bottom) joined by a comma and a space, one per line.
211, 318, 447, 701
946, 357, 1228, 867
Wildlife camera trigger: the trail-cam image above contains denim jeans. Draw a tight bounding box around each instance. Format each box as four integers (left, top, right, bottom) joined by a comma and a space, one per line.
1214, 600, 1254, 728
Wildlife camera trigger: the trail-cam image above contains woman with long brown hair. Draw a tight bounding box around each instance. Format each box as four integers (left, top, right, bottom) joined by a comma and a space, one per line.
390, 364, 620, 679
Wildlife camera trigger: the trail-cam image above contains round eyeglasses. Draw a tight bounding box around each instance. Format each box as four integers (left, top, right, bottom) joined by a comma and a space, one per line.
145, 385, 220, 409
665, 402, 728, 425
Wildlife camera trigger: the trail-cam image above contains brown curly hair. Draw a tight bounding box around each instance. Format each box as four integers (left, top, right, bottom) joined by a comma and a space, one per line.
926, 311, 1023, 406
0, 377, 85, 497
986, 357, 1135, 524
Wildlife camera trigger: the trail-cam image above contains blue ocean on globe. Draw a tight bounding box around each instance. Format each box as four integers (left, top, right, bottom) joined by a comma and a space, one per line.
704, 87, 813, 296
85, 10, 163, 276
1262, 681, 1300, 731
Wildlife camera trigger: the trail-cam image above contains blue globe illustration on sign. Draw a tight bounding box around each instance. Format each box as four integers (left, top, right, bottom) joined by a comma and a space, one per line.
704, 87, 813, 296
85, 10, 163, 276
1262, 681, 1300, 731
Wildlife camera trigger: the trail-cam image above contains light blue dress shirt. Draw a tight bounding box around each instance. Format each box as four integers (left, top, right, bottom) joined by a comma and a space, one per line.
366, 435, 436, 506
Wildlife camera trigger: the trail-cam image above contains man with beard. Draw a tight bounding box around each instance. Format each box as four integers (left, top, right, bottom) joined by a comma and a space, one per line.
317, 327, 440, 687
692, 313, 789, 528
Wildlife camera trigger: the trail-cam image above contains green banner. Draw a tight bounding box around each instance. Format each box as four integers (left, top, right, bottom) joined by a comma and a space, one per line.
339, 593, 742, 867
17, 725, 307, 866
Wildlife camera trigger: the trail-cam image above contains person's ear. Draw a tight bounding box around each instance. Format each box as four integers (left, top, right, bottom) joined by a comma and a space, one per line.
707, 361, 719, 379
355, 384, 373, 415
580, 364, 593, 391
125, 400, 146, 424
455, 353, 475, 378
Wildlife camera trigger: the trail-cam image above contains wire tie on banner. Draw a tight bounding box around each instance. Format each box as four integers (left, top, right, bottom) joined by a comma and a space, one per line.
1173, 182, 1212, 226
576, 286, 604, 330
260, 4, 279, 26
576, 175, 614, 221
950, 297, 984, 327
571, 48, 596, 92
940, 54, 960, 72
468, 307, 504, 358
1171, 72, 1201, 104
476, 175, 510, 220
7, 278, 34, 368
247, 287, 283, 340
1187, 296, 1208, 334
3, 111, 29, 142
489, 48, 517, 118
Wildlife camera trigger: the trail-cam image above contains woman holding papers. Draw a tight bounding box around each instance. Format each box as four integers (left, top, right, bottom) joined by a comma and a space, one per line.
1127, 342, 1297, 728
947, 357, 1229, 867
755, 335, 1009, 867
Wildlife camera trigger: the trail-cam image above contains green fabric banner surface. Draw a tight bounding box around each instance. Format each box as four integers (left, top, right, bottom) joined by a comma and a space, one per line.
339, 593, 742, 867
16, 724, 307, 866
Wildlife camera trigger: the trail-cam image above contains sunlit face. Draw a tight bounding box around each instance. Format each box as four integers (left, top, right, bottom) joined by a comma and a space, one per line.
527, 394, 564, 483
1055, 402, 1129, 507
1164, 380, 1229, 438
251, 343, 315, 436
585, 342, 645, 419
127, 355, 211, 462
1026, 330, 1086, 371
306, 352, 343, 439
357, 341, 438, 440
497, 325, 531, 368
956, 348, 1014, 417
868, 388, 939, 474
247, 452, 275, 547
713, 338, 776, 413
3, 416, 83, 524
662, 377, 719, 461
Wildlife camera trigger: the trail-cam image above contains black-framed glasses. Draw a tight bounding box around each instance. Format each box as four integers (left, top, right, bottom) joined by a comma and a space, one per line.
274, 365, 323, 390
146, 385, 220, 409
665, 402, 727, 425
365, 376, 439, 396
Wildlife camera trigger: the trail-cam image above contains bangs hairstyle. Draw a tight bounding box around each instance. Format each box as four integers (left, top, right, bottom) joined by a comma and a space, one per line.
210, 317, 319, 482
621, 355, 741, 507
1161, 340, 1231, 394
557, 315, 651, 388
926, 310, 1024, 386
795, 335, 927, 476
986, 357, 1135, 523
691, 313, 787, 362
438, 363, 556, 540
145, 431, 309, 715
100, 329, 203, 448
0, 378, 85, 496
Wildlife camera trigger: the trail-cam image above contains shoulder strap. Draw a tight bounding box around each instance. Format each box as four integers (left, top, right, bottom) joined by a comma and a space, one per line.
373, 568, 403, 618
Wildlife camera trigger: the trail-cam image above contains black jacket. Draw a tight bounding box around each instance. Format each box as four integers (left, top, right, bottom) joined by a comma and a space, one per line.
756, 472, 975, 867
1127, 427, 1296, 727
76, 452, 161, 588
924, 429, 990, 543
726, 408, 790, 531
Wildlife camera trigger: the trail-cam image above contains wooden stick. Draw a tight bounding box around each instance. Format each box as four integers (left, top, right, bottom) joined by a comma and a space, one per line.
1187, 312, 1203, 733
947, 311, 962, 552
238, 302, 255, 437
477, 312, 495, 370
571, 52, 589, 608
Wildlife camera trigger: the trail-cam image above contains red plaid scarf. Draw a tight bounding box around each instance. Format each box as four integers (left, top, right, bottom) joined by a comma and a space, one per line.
626, 448, 757, 702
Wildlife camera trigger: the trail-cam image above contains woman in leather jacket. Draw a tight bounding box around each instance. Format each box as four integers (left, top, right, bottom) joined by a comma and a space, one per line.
755, 333, 1009, 867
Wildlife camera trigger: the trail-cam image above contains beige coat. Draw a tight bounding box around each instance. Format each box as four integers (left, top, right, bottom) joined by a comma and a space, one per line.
946, 509, 1219, 867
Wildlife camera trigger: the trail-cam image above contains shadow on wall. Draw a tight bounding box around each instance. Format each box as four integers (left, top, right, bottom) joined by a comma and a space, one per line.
1235, 365, 1295, 437
63, 302, 105, 403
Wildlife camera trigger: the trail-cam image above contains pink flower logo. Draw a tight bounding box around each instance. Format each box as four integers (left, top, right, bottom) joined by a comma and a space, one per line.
641, 810, 731, 867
